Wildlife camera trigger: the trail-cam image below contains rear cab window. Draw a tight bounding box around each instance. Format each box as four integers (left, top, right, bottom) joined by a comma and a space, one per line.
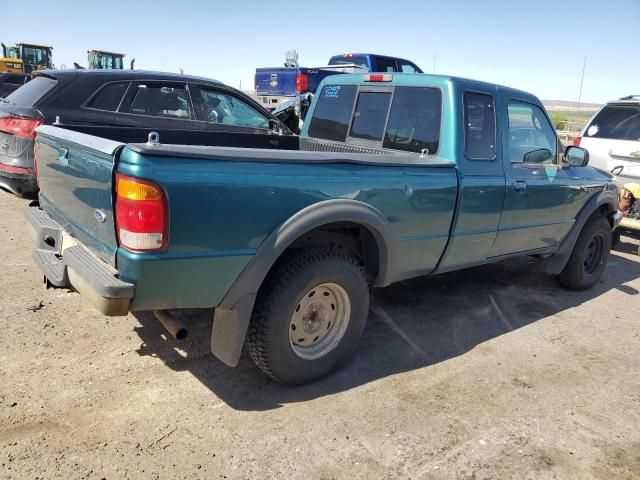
5, 75, 57, 106
328, 55, 369, 70
307, 83, 441, 154
307, 85, 357, 142
585, 103, 640, 141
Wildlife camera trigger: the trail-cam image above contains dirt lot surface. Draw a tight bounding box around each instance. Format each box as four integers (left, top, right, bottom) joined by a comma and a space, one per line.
1, 188, 639, 480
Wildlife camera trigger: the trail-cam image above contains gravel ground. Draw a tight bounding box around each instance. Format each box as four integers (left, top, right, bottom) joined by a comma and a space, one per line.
1, 188, 639, 480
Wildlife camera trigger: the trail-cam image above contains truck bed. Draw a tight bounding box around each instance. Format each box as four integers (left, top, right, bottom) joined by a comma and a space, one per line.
33, 124, 458, 312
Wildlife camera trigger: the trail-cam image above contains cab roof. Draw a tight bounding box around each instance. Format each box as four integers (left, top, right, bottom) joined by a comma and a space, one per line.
320, 72, 537, 100
34, 68, 222, 85
89, 49, 126, 56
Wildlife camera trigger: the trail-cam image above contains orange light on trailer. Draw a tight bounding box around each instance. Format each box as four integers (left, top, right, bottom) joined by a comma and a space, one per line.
364, 74, 393, 82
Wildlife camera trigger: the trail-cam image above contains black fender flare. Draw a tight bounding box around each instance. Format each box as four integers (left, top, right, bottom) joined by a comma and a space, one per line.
541, 189, 618, 275
211, 199, 396, 367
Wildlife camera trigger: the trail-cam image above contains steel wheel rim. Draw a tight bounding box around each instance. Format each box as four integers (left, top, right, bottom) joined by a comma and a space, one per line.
584, 233, 605, 275
289, 282, 351, 360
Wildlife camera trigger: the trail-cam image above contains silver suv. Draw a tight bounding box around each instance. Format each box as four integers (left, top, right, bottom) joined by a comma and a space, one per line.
577, 95, 640, 183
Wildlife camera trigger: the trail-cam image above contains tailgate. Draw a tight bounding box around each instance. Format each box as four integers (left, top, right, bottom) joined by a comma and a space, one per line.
255, 68, 298, 96
35, 125, 124, 266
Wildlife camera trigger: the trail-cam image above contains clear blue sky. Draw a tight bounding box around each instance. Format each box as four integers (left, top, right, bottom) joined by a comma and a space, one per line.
4, 0, 639, 104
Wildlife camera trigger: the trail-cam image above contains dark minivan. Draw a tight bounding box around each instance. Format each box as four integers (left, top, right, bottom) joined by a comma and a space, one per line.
0, 69, 289, 197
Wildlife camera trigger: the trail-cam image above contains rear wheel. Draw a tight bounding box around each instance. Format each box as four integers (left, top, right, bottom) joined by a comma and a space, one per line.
557, 216, 611, 290
245, 249, 369, 384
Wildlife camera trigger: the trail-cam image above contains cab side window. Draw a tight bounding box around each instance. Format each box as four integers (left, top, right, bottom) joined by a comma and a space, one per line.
463, 92, 496, 160
507, 101, 557, 164
199, 88, 270, 129
129, 84, 192, 119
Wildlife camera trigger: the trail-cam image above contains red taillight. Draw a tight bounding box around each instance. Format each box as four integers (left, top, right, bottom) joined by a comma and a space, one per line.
295, 72, 309, 92
0, 117, 43, 139
115, 173, 168, 252
573, 136, 582, 146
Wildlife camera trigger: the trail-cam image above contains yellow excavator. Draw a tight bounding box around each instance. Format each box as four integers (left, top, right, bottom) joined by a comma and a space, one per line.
0, 42, 53, 73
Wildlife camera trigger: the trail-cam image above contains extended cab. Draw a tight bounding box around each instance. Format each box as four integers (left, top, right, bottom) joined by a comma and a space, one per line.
27, 73, 621, 384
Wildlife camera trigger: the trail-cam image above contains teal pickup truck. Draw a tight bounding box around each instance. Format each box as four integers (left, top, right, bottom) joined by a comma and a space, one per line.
27, 73, 622, 384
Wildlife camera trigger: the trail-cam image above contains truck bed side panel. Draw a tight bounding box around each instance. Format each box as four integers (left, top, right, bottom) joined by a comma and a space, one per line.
115, 148, 458, 310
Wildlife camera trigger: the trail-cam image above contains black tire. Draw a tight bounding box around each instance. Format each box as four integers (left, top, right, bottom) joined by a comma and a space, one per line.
245, 248, 369, 384
556, 216, 611, 290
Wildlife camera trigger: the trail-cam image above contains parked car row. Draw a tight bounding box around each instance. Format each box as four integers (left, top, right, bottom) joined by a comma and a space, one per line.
22, 67, 622, 384
0, 69, 292, 197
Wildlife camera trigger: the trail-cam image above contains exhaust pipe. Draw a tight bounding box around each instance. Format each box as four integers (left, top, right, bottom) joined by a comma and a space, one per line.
153, 310, 188, 340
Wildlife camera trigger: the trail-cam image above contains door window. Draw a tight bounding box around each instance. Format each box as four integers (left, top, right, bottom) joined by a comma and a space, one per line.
87, 82, 129, 111
349, 92, 392, 141
373, 56, 397, 72
507, 101, 557, 164
464, 92, 496, 160
307, 85, 357, 142
199, 88, 269, 128
383, 87, 441, 154
130, 84, 192, 119
398, 61, 421, 73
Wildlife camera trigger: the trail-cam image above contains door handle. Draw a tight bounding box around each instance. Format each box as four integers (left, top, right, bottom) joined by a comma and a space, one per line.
513, 180, 527, 193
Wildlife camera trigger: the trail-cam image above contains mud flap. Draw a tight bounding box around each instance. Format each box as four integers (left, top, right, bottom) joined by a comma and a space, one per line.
211, 294, 257, 367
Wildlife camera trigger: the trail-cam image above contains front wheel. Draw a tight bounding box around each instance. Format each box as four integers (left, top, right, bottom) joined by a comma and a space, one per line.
556, 216, 612, 290
245, 249, 369, 384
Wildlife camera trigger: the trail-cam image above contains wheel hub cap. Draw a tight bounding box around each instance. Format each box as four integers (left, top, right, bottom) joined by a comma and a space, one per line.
289, 283, 351, 360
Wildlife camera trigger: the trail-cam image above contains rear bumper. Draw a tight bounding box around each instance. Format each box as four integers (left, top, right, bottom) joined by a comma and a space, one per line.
0, 166, 37, 197
26, 205, 134, 316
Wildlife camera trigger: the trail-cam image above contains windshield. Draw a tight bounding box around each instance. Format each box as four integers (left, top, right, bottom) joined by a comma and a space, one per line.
97, 55, 123, 69
21, 46, 51, 67
4, 47, 19, 59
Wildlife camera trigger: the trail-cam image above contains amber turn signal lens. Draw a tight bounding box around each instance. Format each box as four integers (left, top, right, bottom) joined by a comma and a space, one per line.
117, 175, 162, 201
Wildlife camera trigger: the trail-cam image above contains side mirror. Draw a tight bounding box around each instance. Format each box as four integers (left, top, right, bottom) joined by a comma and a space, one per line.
268, 118, 283, 135
564, 146, 589, 167
523, 148, 553, 164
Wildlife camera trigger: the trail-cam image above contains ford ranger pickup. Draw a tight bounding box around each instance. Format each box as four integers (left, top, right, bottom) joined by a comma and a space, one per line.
27, 73, 622, 384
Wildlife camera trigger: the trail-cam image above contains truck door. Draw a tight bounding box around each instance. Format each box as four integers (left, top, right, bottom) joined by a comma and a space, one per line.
489, 95, 587, 257
437, 86, 506, 271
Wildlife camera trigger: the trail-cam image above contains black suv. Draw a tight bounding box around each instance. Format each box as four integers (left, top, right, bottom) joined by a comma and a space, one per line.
0, 70, 288, 197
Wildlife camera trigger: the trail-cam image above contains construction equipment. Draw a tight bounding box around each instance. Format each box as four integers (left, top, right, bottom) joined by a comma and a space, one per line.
0, 42, 53, 73
74, 50, 134, 70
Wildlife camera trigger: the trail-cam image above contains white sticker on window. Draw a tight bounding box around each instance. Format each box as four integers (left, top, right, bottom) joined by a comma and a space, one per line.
587, 124, 599, 136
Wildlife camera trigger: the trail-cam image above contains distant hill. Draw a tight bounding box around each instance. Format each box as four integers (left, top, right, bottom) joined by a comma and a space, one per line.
542, 100, 602, 112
